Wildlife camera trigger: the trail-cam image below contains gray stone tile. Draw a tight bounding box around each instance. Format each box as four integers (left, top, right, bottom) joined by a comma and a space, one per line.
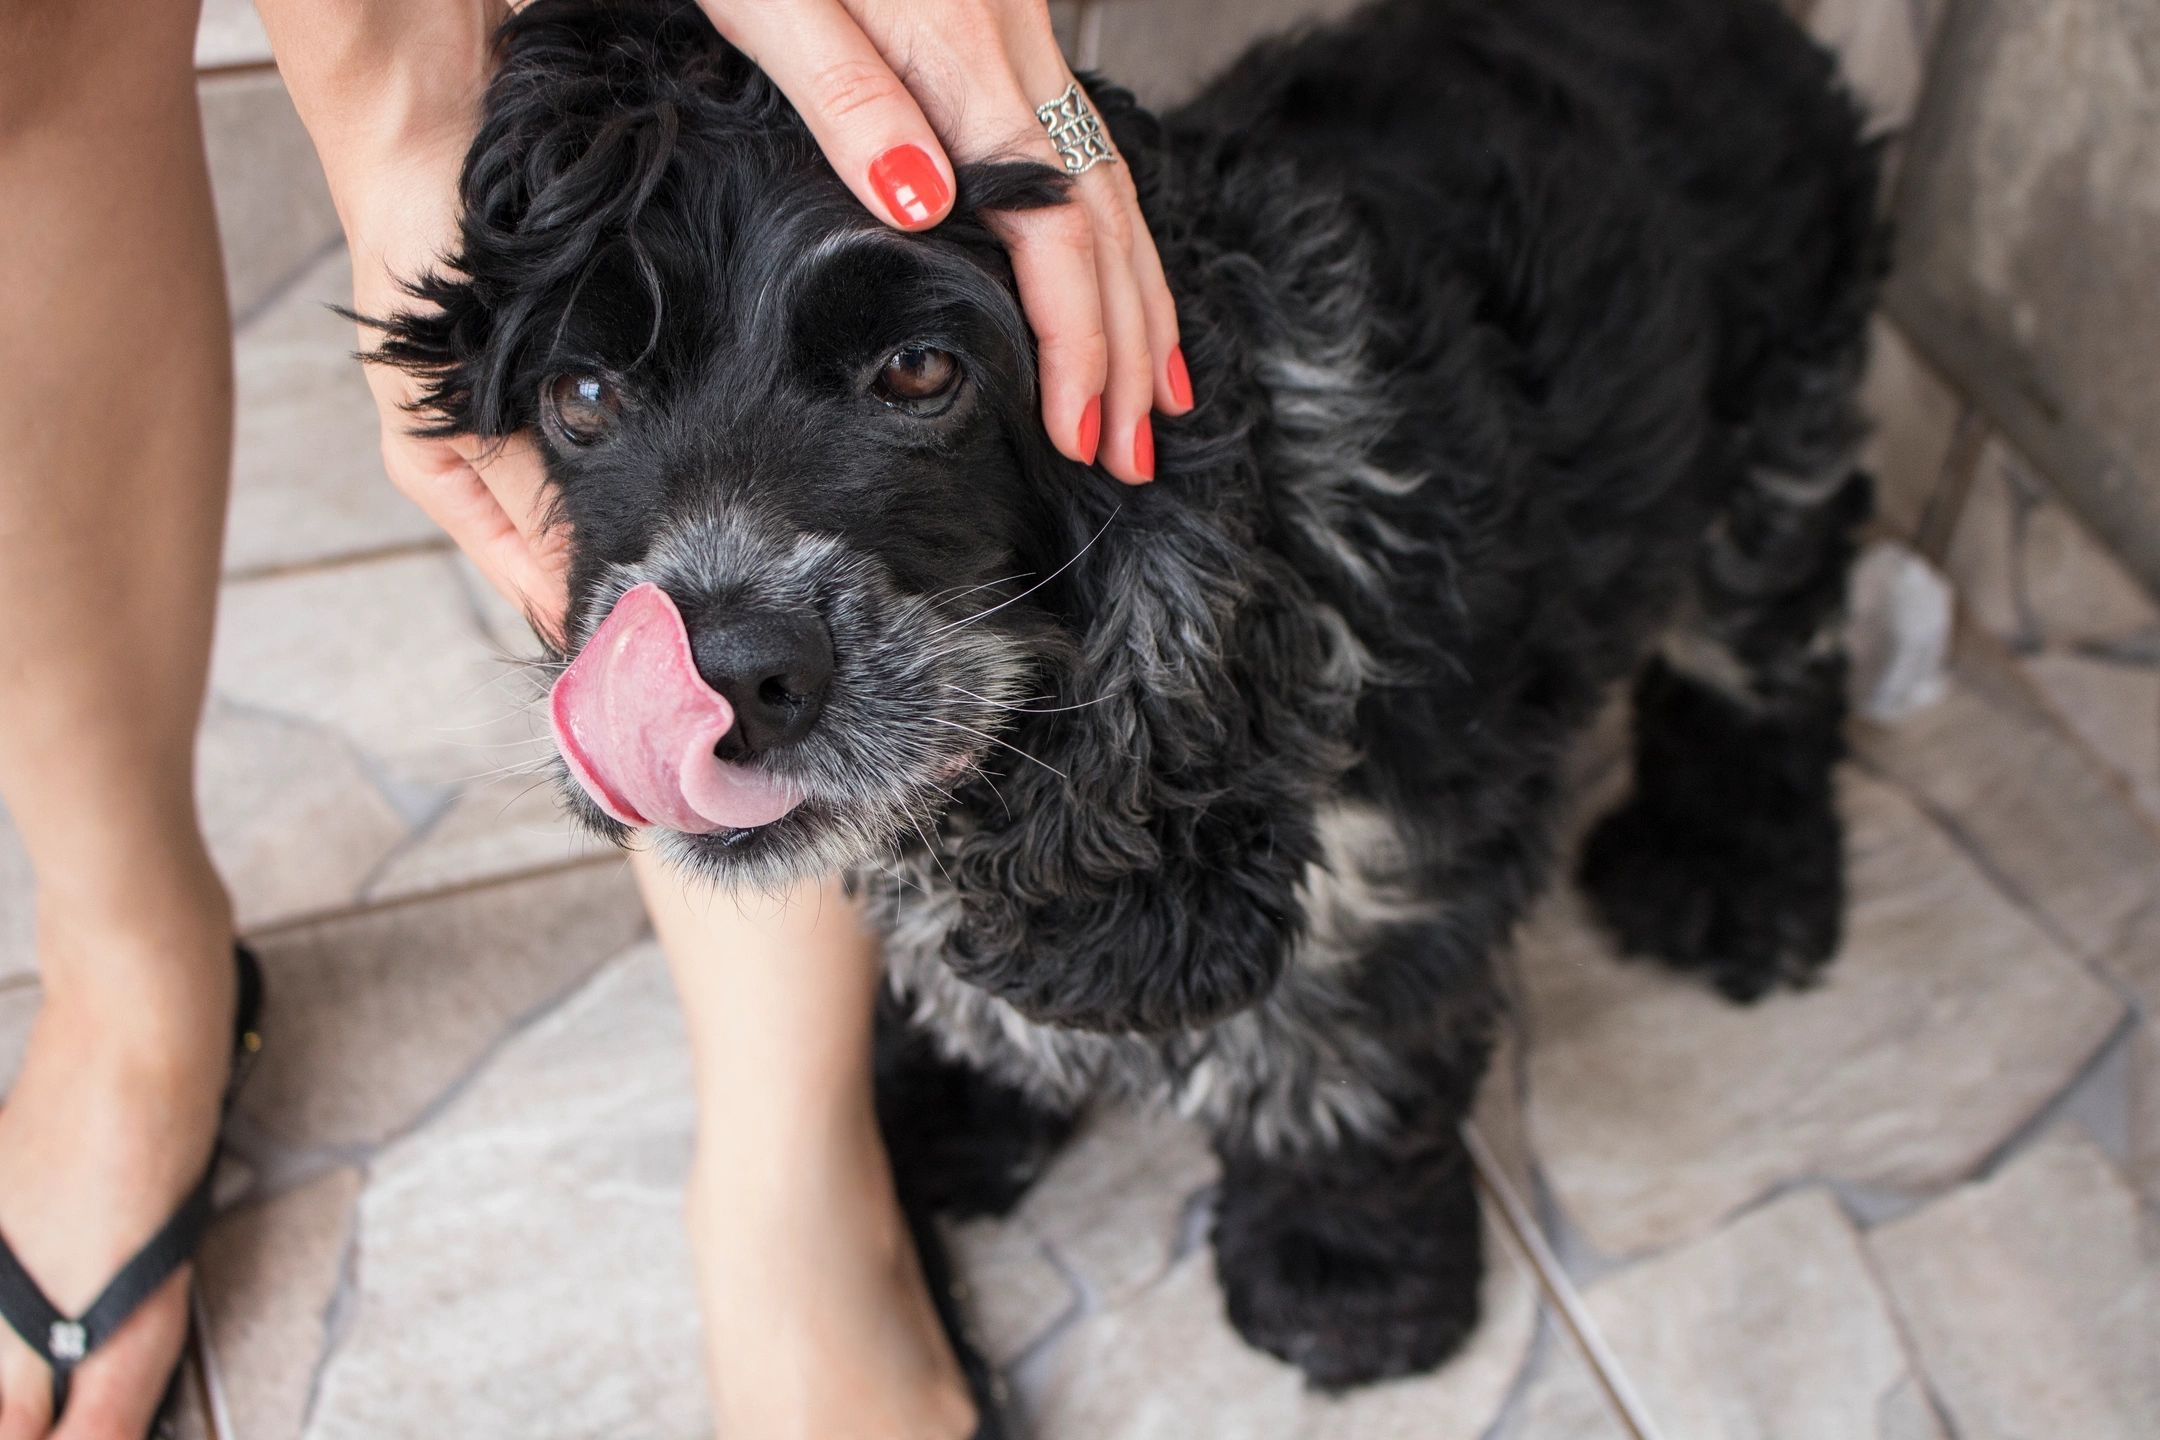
1805, 0, 1932, 137
210, 550, 551, 802
1942, 440, 2160, 652
196, 0, 271, 69
1868, 1132, 2160, 1440
0, 815, 30, 985
1531, 1189, 1929, 1440
1889, 0, 2160, 595
198, 699, 412, 933
237, 863, 647, 1152
1028, 1212, 1540, 1440
200, 73, 343, 322
2129, 1022, 2160, 1207
2099, 897, 2160, 1023
0, 980, 37, 1094
196, 1168, 363, 1440
1470, 1018, 1537, 1202
1861, 321, 1966, 541
1088, 0, 1367, 108
302, 942, 706, 1440
1011, 1104, 1217, 1308
226, 249, 444, 575
948, 1216, 1079, 1368
2020, 651, 2160, 826
453, 552, 549, 661
360, 773, 607, 905
1525, 771, 2122, 1258
1982, 451, 2159, 648
1877, 1376, 1954, 1440
1485, 1324, 1638, 1440
1854, 629, 2160, 990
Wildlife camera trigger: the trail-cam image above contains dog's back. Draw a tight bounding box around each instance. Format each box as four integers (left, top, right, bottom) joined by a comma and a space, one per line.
1180, 0, 1882, 402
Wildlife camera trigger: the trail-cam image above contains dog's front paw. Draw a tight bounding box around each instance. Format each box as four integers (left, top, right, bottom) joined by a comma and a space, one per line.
1211, 1141, 1483, 1390
1578, 792, 1843, 1003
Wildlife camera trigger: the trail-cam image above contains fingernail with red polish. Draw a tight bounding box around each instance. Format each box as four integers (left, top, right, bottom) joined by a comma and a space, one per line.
868, 145, 949, 230
1132, 416, 1155, 482
1167, 346, 1194, 410
1077, 395, 1102, 465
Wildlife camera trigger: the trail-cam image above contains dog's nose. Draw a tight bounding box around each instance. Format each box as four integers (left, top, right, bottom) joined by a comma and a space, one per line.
688, 609, 834, 756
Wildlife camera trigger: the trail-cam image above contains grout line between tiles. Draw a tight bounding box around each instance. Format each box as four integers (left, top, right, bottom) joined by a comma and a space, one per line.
1845, 1206, 1967, 1440
196, 58, 279, 82
228, 232, 347, 335
1463, 1125, 1665, 1440
223, 537, 459, 589
243, 850, 626, 941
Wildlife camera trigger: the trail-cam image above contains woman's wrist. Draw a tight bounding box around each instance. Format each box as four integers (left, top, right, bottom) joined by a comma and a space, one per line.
254, 0, 495, 252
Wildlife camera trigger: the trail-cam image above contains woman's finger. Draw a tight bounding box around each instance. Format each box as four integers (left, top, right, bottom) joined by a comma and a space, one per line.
701, 0, 956, 232
1074, 174, 1158, 482
1115, 166, 1190, 416
994, 201, 1111, 466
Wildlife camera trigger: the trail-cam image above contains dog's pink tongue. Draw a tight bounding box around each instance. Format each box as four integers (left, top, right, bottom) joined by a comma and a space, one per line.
549, 583, 801, 834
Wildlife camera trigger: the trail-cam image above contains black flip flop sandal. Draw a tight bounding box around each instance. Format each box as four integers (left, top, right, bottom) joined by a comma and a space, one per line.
0, 943, 265, 1437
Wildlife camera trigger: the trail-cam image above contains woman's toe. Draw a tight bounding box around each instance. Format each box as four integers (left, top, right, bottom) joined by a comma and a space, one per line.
0, 1349, 55, 1440
48, 1274, 191, 1440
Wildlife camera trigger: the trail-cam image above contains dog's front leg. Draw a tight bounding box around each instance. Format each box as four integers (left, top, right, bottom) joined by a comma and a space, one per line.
1208, 1034, 1492, 1391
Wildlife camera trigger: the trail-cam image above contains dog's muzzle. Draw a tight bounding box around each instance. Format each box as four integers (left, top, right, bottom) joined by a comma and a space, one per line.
549, 582, 803, 833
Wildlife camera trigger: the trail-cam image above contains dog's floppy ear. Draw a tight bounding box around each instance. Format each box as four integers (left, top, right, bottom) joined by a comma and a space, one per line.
935, 496, 1363, 1035
361, 0, 746, 437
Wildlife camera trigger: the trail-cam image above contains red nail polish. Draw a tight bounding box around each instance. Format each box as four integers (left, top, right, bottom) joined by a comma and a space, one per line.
1167, 346, 1194, 410
1077, 395, 1102, 465
1132, 415, 1155, 482
868, 145, 949, 230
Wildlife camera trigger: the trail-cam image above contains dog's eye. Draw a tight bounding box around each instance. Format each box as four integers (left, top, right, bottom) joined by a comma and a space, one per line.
871, 347, 962, 415
544, 373, 622, 446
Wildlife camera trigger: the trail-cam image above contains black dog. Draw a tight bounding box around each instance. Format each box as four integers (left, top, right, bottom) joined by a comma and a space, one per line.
376, 0, 1883, 1390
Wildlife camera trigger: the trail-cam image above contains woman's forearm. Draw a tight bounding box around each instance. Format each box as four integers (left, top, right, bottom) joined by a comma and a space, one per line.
253, 0, 496, 176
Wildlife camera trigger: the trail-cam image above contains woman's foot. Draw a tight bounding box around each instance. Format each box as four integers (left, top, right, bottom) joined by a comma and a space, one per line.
0, 902, 236, 1440
687, 1107, 980, 1440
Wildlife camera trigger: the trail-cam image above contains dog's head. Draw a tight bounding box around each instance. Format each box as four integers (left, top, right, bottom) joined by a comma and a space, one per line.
376, 0, 1363, 1033
376, 0, 1094, 873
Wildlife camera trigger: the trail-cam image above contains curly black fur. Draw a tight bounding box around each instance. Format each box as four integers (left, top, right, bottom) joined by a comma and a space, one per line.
374, 0, 1886, 1390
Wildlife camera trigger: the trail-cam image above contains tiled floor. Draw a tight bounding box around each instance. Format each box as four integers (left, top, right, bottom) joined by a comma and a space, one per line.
1, 2, 2155, 1438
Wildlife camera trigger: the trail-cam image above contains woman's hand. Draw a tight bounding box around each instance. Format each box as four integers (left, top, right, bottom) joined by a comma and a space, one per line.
700, 0, 1190, 483
255, 0, 572, 641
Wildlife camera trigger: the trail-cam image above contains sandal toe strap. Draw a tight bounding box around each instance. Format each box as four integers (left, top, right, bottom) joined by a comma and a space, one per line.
0, 1168, 214, 1418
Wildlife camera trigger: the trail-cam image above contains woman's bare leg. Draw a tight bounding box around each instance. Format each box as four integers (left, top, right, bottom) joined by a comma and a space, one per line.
0, 1, 240, 1435
635, 856, 978, 1440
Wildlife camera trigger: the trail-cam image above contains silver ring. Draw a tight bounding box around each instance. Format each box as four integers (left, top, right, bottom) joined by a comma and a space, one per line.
1036, 81, 1118, 176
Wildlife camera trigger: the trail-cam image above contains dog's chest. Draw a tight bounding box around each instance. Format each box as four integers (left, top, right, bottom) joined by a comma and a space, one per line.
870, 800, 1444, 1154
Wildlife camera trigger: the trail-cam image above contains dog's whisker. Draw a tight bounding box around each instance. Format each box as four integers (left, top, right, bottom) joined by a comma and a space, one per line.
943, 684, 1111, 715
922, 717, 1068, 781
926, 507, 1122, 638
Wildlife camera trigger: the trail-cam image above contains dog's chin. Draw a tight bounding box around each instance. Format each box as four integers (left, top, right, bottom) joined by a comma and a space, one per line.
558, 771, 950, 889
